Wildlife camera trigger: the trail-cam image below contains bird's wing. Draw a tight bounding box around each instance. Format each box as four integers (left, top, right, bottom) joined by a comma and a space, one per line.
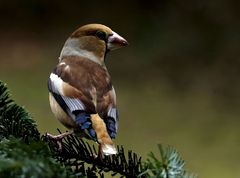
48, 59, 98, 140
49, 56, 119, 140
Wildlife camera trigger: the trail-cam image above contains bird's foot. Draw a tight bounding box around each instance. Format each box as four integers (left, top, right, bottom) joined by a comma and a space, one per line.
46, 130, 73, 151
98, 144, 104, 160
92, 144, 104, 161
46, 133, 64, 151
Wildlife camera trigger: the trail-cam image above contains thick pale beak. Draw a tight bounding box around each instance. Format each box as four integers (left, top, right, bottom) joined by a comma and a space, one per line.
107, 31, 128, 51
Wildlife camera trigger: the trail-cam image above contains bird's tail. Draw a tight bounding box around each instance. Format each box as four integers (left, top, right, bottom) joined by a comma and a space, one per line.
91, 114, 117, 155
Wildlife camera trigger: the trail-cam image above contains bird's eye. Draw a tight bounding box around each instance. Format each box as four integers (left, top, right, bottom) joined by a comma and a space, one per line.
96, 31, 107, 40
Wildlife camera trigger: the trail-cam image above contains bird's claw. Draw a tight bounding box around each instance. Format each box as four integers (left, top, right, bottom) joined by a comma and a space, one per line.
46, 133, 64, 151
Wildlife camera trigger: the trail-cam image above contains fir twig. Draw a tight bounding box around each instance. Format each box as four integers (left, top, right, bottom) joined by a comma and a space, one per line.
0, 81, 40, 142
0, 82, 12, 108
143, 144, 197, 178
0, 81, 76, 178
44, 130, 145, 178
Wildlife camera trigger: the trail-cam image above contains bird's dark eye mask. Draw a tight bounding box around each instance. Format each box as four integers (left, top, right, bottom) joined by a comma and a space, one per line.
96, 31, 107, 41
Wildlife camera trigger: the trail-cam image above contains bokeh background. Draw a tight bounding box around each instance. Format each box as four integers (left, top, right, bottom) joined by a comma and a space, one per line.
0, 0, 240, 177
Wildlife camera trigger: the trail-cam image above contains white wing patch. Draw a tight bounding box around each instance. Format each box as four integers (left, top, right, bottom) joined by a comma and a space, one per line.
49, 73, 64, 95
48, 73, 85, 114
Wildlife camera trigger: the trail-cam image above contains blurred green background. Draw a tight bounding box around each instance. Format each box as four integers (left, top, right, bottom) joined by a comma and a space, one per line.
0, 0, 240, 177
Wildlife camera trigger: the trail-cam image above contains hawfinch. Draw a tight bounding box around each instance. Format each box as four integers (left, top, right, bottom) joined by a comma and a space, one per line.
47, 24, 128, 155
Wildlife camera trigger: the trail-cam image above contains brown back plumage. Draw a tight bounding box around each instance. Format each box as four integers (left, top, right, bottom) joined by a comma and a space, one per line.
54, 56, 115, 116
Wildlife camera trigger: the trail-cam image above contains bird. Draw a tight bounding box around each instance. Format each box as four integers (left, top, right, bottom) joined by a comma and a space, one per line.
47, 24, 128, 156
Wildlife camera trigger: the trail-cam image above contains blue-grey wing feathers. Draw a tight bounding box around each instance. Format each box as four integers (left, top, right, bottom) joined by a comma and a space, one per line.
48, 76, 97, 140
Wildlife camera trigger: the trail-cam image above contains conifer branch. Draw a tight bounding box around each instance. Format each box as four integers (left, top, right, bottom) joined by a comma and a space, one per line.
0, 81, 40, 143
0, 81, 75, 178
0, 80, 197, 178
143, 144, 197, 178
44, 129, 145, 177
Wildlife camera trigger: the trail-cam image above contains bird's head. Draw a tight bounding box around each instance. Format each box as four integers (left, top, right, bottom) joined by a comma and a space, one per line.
60, 24, 128, 64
